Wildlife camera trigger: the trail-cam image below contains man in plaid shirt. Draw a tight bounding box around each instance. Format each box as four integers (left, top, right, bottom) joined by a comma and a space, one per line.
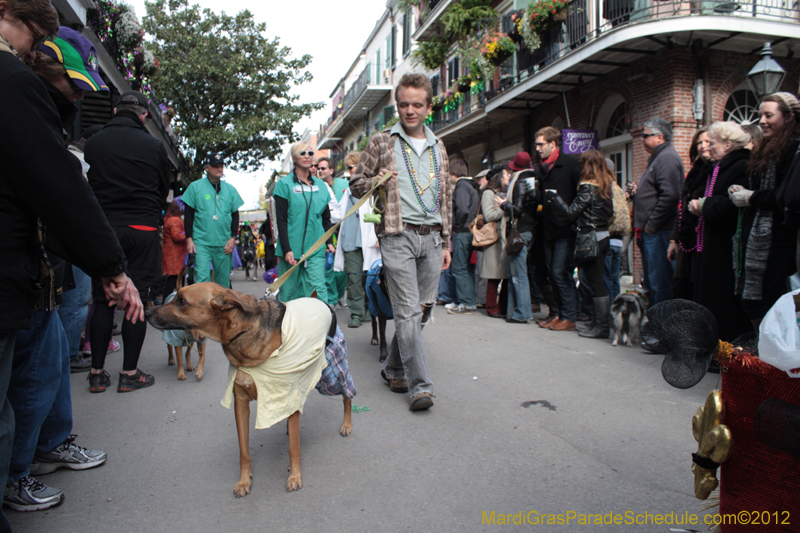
349, 73, 452, 412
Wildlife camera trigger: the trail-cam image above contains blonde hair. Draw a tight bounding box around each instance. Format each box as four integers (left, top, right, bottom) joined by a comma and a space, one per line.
344, 152, 361, 168
290, 142, 314, 160
707, 121, 750, 151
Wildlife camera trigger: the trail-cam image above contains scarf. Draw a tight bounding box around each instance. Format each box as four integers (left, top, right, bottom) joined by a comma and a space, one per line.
739, 161, 776, 299
541, 149, 560, 173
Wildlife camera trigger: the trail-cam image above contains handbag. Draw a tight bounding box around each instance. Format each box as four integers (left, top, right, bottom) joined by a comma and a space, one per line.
469, 198, 499, 248
574, 194, 598, 262
608, 181, 631, 237
504, 221, 525, 255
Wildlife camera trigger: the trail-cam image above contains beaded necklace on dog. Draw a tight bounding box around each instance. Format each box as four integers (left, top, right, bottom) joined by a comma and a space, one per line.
399, 137, 441, 213
677, 164, 719, 253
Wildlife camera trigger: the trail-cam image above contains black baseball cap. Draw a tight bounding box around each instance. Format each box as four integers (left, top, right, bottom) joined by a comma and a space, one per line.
205, 152, 225, 166
117, 91, 152, 117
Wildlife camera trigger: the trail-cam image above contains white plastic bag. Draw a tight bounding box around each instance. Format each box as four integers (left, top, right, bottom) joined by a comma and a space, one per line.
759, 288, 800, 378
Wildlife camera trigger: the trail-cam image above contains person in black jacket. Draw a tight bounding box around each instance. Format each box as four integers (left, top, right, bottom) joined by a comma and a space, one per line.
85, 90, 171, 393
497, 152, 539, 323
546, 150, 614, 338
729, 92, 800, 326
687, 121, 752, 342
535, 128, 582, 331
0, 2, 139, 520
447, 159, 480, 315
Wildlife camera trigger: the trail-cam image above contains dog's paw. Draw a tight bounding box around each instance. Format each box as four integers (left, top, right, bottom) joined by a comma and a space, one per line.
611, 338, 619, 346
233, 479, 251, 498
286, 474, 303, 492
379, 350, 388, 363
370, 338, 379, 346
177, 372, 186, 381
195, 368, 203, 381
340, 423, 352, 437
168, 357, 175, 366
185, 363, 194, 372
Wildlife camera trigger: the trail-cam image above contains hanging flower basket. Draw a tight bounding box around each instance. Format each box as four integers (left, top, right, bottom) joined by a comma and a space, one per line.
519, 0, 572, 50
457, 75, 472, 93
480, 31, 516, 68
553, 8, 568, 21
431, 95, 444, 112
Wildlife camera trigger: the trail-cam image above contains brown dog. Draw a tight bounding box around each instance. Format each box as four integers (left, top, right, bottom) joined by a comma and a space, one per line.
163, 272, 206, 380
146, 282, 352, 497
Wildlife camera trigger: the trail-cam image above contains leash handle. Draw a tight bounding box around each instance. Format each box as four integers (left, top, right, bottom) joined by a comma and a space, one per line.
266, 171, 394, 297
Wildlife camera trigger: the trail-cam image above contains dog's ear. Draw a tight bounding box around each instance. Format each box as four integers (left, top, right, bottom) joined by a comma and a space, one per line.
211, 290, 257, 315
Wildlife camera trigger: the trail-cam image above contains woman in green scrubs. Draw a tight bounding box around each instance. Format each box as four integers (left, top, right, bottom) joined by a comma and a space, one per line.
273, 143, 336, 302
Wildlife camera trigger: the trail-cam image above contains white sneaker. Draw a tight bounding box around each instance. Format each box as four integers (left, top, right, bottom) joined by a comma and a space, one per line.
444, 302, 458, 310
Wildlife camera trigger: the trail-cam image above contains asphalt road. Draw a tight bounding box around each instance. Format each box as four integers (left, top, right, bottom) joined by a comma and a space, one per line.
10, 270, 720, 533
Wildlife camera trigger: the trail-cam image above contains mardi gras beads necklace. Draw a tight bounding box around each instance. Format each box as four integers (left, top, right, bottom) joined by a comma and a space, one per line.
399, 137, 441, 213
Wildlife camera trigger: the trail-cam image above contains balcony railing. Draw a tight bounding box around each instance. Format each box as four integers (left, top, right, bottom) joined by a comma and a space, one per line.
429, 0, 798, 132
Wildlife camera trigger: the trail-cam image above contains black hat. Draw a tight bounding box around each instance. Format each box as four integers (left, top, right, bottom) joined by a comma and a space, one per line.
641, 299, 719, 389
117, 91, 152, 117
205, 152, 225, 166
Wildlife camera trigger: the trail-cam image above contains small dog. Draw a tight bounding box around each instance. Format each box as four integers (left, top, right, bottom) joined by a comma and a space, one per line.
146, 283, 354, 498
366, 262, 391, 362
163, 272, 206, 380
242, 245, 258, 281
611, 291, 648, 347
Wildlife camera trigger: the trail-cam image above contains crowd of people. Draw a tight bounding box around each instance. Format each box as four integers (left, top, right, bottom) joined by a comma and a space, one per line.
1, 2, 799, 525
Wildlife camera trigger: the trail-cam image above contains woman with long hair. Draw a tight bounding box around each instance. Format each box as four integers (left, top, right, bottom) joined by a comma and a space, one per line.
272, 142, 336, 302
667, 126, 712, 300
479, 166, 510, 318
730, 92, 800, 327
687, 122, 751, 342
545, 150, 613, 338
162, 199, 187, 297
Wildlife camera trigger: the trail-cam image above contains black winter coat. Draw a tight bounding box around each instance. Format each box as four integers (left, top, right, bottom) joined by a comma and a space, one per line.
549, 182, 613, 233
452, 177, 480, 233
540, 153, 581, 241
0, 50, 126, 332
778, 139, 800, 228
85, 110, 171, 228
694, 148, 751, 342
501, 169, 539, 235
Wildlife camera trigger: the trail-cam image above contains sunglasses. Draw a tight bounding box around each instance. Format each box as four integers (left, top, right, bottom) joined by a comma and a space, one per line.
23, 20, 46, 49
348, 165, 356, 171
299, 151, 315, 156
641, 133, 658, 139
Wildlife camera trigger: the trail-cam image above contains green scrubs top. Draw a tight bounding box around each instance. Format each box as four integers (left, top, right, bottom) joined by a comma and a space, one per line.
182, 177, 245, 247
331, 177, 349, 202
273, 173, 331, 259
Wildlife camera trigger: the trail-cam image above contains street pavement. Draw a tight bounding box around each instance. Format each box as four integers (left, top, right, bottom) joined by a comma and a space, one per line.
10, 270, 721, 532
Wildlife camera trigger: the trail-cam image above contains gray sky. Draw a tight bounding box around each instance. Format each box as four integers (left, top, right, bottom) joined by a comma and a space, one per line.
128, 0, 387, 208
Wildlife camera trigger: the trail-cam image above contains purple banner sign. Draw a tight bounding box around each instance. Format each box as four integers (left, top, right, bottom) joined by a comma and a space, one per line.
562, 129, 600, 155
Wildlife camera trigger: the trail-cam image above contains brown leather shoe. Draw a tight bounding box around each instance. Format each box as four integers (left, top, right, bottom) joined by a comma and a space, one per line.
381, 370, 408, 393
550, 319, 576, 331
538, 315, 558, 328
409, 392, 434, 411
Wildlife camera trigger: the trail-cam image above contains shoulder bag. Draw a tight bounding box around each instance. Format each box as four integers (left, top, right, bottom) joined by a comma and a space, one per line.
608, 181, 631, 237
574, 193, 598, 262
503, 173, 525, 255
469, 193, 499, 248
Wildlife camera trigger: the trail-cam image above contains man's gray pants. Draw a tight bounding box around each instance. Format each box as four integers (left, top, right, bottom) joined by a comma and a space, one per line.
379, 230, 442, 397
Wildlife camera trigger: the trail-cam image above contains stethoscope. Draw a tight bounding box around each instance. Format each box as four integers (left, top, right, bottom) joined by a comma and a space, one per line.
211, 177, 223, 221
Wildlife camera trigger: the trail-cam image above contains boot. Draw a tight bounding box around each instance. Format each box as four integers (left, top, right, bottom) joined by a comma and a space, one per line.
579, 297, 610, 339
536, 285, 558, 325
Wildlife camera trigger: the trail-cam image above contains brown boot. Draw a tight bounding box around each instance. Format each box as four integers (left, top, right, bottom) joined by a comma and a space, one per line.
538, 315, 558, 328
550, 319, 576, 331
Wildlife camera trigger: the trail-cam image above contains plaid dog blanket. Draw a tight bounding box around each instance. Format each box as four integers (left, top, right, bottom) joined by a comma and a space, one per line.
316, 325, 356, 399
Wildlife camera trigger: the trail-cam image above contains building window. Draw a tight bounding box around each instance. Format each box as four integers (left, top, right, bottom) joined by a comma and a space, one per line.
376, 50, 381, 82
402, 10, 411, 57
606, 102, 628, 139
386, 35, 391, 68
724, 89, 760, 125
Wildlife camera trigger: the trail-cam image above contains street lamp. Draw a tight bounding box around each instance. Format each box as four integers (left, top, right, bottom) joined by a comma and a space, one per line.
747, 42, 786, 101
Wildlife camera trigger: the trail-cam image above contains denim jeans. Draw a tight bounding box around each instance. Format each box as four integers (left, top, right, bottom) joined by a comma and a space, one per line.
451, 232, 476, 308
0, 332, 16, 532
379, 230, 442, 396
57, 265, 92, 359
506, 231, 533, 321
604, 242, 622, 299
8, 310, 72, 484
545, 236, 577, 321
437, 266, 457, 304
641, 230, 674, 306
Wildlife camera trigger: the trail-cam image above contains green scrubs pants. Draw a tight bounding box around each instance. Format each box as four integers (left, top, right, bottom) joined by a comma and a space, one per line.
277, 252, 327, 303
196, 244, 232, 288
325, 267, 347, 306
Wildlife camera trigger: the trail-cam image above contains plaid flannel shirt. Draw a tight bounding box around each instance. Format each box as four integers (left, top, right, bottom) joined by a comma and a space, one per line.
349, 129, 453, 247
